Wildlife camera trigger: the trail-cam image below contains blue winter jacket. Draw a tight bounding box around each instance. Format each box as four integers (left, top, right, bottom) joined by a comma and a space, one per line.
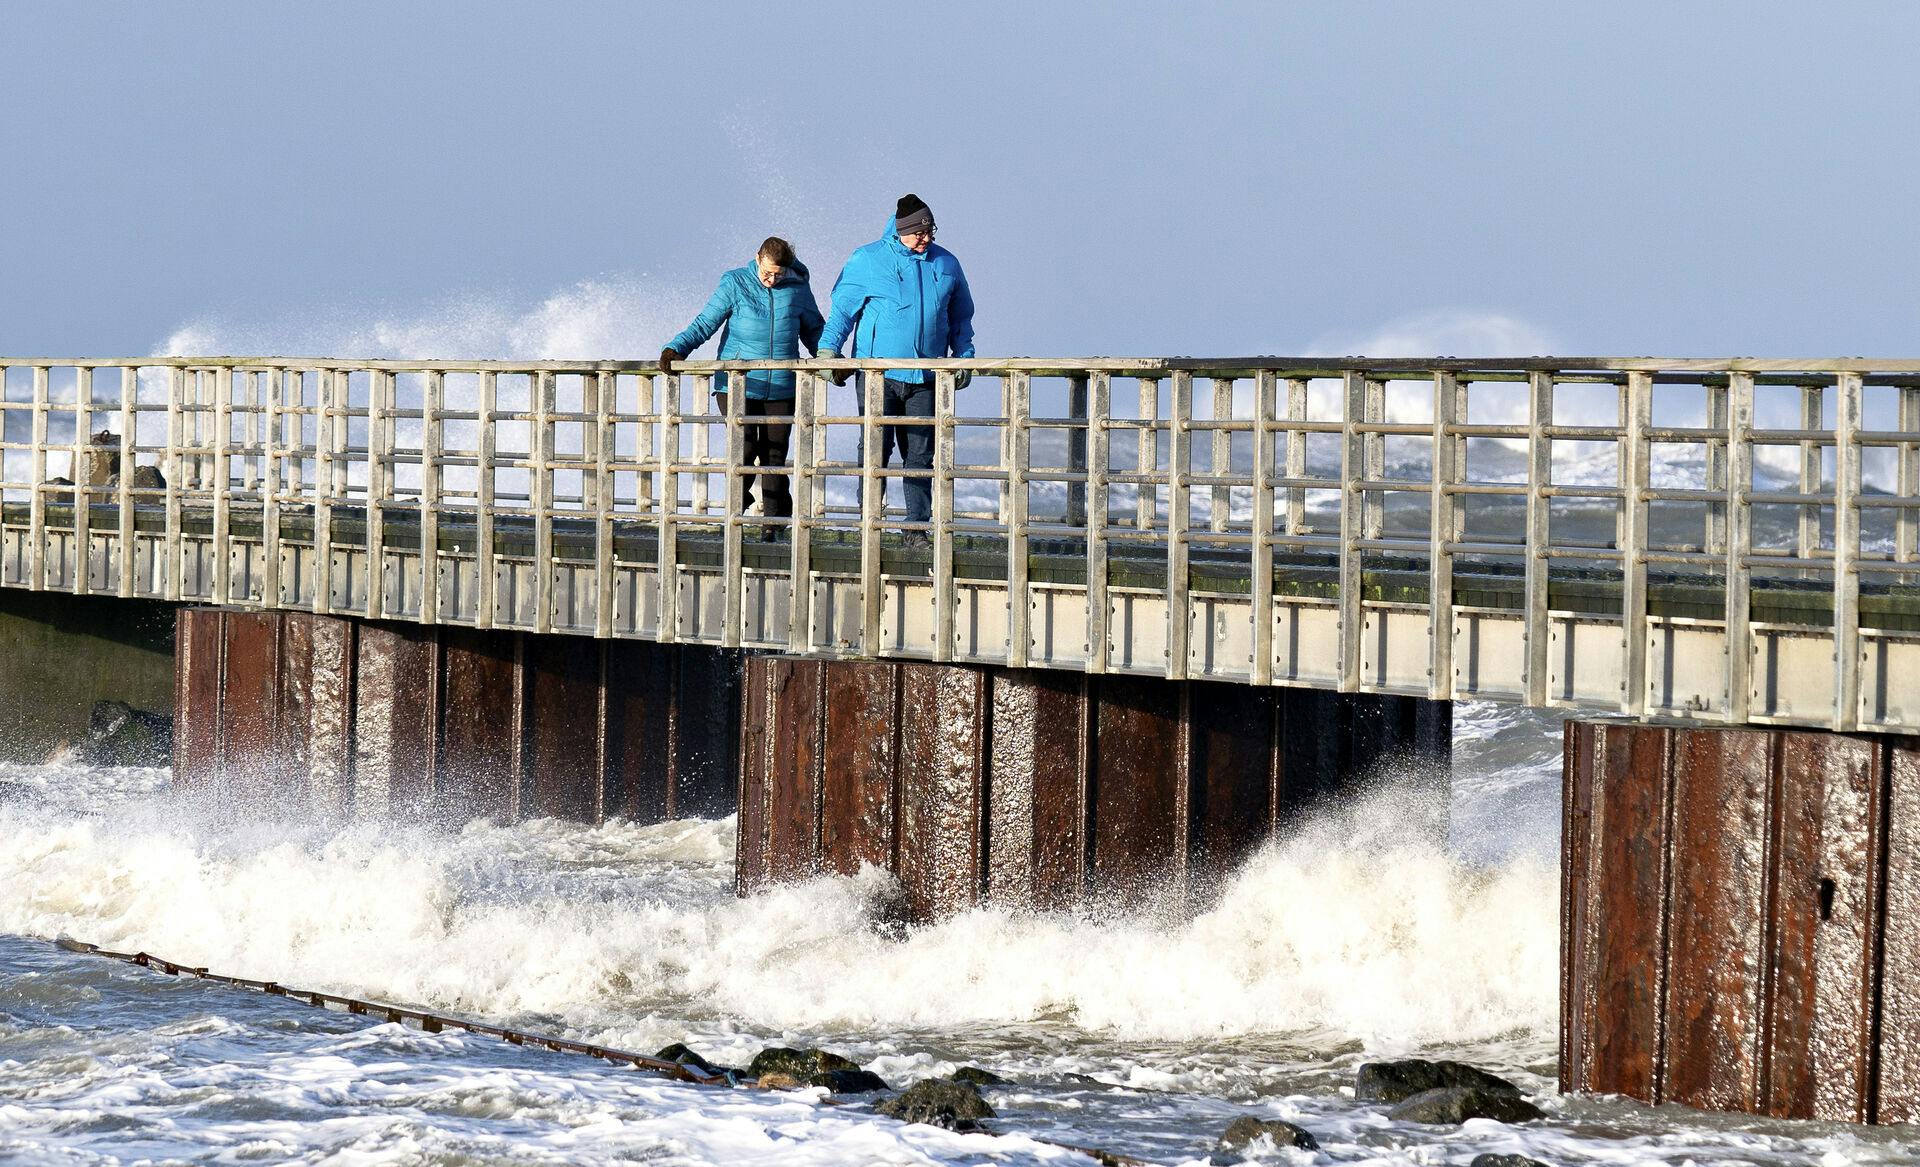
817, 217, 976, 385
666, 259, 825, 399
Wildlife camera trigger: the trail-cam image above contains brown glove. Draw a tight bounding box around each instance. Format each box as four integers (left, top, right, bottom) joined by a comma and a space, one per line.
659, 348, 681, 375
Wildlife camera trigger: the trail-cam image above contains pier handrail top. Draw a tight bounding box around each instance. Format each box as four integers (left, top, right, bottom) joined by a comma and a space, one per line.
9, 355, 1920, 375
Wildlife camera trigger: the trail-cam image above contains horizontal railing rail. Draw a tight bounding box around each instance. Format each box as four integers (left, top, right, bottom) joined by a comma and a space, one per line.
4, 355, 1920, 731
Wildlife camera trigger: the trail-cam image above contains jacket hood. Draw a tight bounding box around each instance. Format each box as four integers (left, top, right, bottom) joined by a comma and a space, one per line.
883, 216, 932, 261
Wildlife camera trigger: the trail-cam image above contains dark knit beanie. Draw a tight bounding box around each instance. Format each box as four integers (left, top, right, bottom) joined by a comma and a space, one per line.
894, 193, 934, 236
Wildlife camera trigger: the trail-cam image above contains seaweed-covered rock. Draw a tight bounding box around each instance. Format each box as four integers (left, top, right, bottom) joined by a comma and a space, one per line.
1470, 1155, 1552, 1167
876, 1079, 996, 1130
1219, 1115, 1320, 1151
747, 1046, 859, 1079
811, 1068, 888, 1094
1355, 1059, 1521, 1103
756, 1072, 804, 1090
1387, 1086, 1544, 1125
950, 1066, 1007, 1086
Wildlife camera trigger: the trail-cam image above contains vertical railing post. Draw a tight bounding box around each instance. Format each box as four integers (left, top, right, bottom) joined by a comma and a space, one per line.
212, 365, 233, 605
1798, 382, 1823, 561
1337, 371, 1364, 692
1167, 370, 1193, 680
71, 365, 93, 595
1136, 377, 1158, 531
1066, 372, 1088, 528
1006, 371, 1032, 668
592, 371, 614, 639
475, 371, 497, 628
531, 371, 554, 633
1285, 377, 1308, 536
27, 365, 47, 592
422, 370, 445, 625
262, 368, 283, 608
1705, 380, 1728, 556
1900, 386, 1918, 565
932, 369, 958, 662
1725, 371, 1755, 723
365, 368, 389, 620
164, 366, 184, 603
1250, 370, 1276, 686
1834, 371, 1863, 731
1210, 375, 1234, 534
116, 366, 136, 598
656, 370, 681, 642
786, 371, 816, 653
1524, 371, 1553, 707
1086, 371, 1112, 673
1620, 371, 1652, 716
721, 372, 745, 648
1362, 375, 1385, 542
1429, 370, 1461, 702
858, 368, 885, 656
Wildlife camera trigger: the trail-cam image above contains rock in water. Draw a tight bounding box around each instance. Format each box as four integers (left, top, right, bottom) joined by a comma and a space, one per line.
756, 1072, 804, 1090
1387, 1087, 1544, 1125
1471, 1155, 1553, 1167
653, 1042, 722, 1076
811, 1068, 888, 1094
1219, 1115, 1320, 1151
875, 1079, 995, 1130
76, 701, 172, 767
1355, 1059, 1522, 1103
747, 1046, 859, 1079
950, 1066, 1007, 1086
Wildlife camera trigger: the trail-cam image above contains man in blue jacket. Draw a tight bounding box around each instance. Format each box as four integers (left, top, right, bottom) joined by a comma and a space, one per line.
661, 237, 824, 529
818, 194, 976, 540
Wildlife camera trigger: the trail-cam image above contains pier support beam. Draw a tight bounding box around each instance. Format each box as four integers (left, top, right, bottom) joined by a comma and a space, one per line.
737, 654, 1450, 920
173, 607, 739, 823
1561, 719, 1920, 1123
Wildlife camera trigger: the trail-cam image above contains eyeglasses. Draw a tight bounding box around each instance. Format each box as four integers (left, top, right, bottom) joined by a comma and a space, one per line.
903, 226, 936, 241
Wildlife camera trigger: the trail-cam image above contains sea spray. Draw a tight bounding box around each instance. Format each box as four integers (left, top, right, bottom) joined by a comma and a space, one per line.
0, 764, 1555, 1049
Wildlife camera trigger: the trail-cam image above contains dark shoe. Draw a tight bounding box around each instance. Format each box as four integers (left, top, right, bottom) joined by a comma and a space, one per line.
758, 526, 788, 544
901, 531, 931, 550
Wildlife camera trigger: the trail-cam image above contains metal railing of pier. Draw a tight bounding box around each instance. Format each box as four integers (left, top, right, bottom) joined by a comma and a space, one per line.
4, 355, 1920, 731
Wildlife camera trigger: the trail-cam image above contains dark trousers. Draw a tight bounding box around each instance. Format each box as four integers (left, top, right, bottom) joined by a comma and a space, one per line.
872, 377, 934, 524
717, 395, 793, 519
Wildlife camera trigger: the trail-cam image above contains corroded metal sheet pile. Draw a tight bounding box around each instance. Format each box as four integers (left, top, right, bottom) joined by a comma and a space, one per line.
1562, 719, 1920, 1122
738, 654, 1450, 920
174, 606, 738, 822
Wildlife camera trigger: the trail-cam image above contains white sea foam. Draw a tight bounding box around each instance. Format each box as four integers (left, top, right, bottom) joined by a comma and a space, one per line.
0, 774, 1555, 1052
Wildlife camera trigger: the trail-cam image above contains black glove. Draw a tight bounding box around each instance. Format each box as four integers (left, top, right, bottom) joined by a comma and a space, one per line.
658, 348, 680, 375
953, 370, 973, 390
821, 348, 851, 387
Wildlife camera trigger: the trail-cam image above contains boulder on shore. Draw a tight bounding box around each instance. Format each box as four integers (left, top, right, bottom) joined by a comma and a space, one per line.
1355, 1059, 1522, 1103
1218, 1115, 1320, 1151
811, 1068, 888, 1094
1387, 1086, 1544, 1125
875, 1079, 995, 1130
74, 701, 172, 768
747, 1046, 860, 1080
653, 1042, 724, 1076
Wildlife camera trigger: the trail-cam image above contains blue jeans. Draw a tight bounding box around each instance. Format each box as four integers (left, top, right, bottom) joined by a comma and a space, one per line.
867, 377, 934, 524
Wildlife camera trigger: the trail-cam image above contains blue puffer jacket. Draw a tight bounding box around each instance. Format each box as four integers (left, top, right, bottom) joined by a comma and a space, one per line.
666, 259, 824, 399
818, 217, 976, 385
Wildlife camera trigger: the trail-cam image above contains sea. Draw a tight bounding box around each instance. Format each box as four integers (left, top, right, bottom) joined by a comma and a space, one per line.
3, 701, 1916, 1166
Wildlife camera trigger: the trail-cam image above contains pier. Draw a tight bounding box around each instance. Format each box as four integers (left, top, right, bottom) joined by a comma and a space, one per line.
5, 353, 1920, 1122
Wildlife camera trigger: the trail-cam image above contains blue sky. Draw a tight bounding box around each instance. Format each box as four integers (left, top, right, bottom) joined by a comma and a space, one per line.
3, 2, 1918, 360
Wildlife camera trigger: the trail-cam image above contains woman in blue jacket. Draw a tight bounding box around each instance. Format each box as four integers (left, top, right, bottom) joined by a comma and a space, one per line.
660, 237, 824, 525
